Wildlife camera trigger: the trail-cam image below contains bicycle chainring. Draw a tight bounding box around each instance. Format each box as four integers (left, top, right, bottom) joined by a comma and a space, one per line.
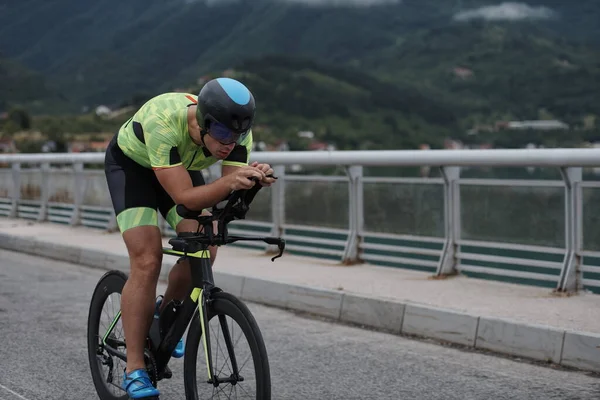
144, 348, 158, 387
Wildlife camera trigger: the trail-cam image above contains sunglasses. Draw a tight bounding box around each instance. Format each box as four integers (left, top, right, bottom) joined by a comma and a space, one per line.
207, 121, 245, 145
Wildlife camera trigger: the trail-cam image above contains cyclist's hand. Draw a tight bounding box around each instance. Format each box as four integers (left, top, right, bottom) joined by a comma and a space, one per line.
250, 161, 276, 187
227, 166, 265, 191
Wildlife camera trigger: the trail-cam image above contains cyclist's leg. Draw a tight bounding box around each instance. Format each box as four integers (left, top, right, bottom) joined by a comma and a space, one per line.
105, 135, 162, 397
157, 170, 218, 309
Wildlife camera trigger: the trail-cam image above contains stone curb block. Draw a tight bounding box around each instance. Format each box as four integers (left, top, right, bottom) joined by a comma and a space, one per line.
339, 293, 405, 334
560, 330, 600, 372
286, 285, 344, 320
1, 234, 599, 373
401, 304, 479, 347
241, 277, 295, 309
475, 317, 564, 363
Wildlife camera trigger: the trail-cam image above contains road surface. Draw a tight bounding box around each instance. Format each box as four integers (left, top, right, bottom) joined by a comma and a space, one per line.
0, 249, 598, 400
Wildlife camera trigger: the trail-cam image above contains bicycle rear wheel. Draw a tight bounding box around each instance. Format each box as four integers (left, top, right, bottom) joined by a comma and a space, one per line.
87, 270, 129, 400
183, 291, 271, 400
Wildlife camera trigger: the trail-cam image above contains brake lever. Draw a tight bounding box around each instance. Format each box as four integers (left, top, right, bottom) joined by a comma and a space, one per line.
263, 237, 285, 262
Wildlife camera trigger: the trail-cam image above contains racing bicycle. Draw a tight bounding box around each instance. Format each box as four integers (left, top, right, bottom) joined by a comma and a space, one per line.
87, 178, 285, 399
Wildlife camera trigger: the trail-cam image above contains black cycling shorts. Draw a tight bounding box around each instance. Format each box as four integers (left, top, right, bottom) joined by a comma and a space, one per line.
104, 133, 205, 233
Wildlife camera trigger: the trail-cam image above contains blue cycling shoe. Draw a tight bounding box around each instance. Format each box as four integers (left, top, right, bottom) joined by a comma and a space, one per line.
155, 296, 185, 359
122, 368, 160, 399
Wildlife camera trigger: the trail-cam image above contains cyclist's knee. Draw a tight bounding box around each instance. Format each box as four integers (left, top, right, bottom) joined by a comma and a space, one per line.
130, 252, 162, 280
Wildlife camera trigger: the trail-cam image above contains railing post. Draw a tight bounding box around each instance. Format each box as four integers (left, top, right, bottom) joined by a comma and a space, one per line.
436, 166, 461, 276
342, 165, 363, 264
268, 165, 286, 253
70, 162, 85, 226
37, 162, 50, 222
557, 167, 582, 293
9, 163, 21, 218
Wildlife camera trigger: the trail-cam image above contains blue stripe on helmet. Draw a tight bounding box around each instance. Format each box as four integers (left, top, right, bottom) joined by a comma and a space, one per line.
216, 77, 251, 105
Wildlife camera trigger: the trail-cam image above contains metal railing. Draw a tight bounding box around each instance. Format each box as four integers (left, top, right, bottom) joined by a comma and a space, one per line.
1, 148, 600, 294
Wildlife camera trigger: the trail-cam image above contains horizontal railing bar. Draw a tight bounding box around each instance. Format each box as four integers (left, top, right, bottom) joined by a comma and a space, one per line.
283, 234, 346, 248
359, 242, 441, 257
285, 175, 348, 182
361, 231, 445, 244
282, 224, 349, 235
361, 252, 438, 268
582, 279, 600, 288
82, 220, 110, 229
17, 199, 41, 205
581, 182, 600, 188
362, 177, 444, 184
5, 148, 600, 167
582, 265, 600, 274
80, 205, 113, 212
579, 251, 600, 258
48, 216, 72, 224
285, 244, 344, 257
48, 209, 74, 217
456, 239, 565, 254
81, 213, 111, 222
458, 179, 564, 187
17, 206, 40, 212
47, 202, 75, 208
458, 263, 559, 282
456, 252, 563, 270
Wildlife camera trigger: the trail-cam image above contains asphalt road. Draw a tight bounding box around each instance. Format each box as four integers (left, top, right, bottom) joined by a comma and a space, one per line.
0, 249, 599, 400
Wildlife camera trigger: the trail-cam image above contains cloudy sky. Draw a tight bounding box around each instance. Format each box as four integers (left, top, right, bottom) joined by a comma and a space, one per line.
453, 2, 557, 21
193, 0, 400, 6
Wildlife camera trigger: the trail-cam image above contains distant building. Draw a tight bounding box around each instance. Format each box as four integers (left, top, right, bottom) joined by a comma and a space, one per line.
95, 105, 111, 116
453, 66, 474, 79
0, 137, 16, 153
504, 120, 569, 131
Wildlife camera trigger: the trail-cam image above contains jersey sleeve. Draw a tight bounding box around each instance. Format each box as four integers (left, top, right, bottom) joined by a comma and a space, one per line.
222, 130, 253, 167
143, 115, 183, 169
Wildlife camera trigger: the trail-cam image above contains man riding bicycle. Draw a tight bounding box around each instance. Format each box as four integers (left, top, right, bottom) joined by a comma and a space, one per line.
104, 77, 276, 399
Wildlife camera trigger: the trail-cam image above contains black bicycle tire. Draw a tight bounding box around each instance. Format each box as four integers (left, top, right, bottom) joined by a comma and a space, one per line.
87, 270, 129, 400
183, 291, 271, 400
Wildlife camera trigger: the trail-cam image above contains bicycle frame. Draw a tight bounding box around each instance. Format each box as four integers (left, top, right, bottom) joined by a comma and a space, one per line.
100, 243, 225, 383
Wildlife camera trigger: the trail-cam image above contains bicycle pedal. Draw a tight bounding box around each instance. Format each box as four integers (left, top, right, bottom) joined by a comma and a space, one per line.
164, 365, 173, 379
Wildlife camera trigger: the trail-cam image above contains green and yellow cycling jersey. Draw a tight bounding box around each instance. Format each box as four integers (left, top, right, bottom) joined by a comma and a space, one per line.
116, 92, 252, 170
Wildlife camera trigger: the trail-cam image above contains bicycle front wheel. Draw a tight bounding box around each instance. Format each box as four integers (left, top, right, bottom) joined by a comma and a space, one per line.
183, 291, 271, 400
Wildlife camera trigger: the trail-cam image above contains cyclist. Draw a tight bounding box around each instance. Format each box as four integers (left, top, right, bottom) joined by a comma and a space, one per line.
104, 77, 276, 399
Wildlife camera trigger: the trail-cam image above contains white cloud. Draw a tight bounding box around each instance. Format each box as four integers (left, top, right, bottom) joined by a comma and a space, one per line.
279, 0, 401, 5
185, 0, 400, 6
453, 2, 557, 22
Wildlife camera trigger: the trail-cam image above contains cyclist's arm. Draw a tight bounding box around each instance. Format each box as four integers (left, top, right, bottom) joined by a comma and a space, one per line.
144, 119, 233, 211
155, 165, 232, 211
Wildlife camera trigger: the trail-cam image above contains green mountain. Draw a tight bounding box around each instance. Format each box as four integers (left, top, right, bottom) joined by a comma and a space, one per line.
1, 0, 600, 149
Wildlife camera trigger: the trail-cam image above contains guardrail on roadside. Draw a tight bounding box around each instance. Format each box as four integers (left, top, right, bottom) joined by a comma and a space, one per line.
1, 148, 600, 294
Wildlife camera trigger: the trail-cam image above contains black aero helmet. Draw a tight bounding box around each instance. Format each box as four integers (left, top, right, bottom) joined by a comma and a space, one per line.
195, 77, 256, 136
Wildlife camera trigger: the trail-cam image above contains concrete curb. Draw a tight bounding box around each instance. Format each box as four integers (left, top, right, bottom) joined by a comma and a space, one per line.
2, 233, 599, 374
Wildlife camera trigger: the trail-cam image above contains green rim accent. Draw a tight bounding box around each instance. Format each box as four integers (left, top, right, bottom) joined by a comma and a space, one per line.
102, 310, 122, 343
116, 207, 158, 233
